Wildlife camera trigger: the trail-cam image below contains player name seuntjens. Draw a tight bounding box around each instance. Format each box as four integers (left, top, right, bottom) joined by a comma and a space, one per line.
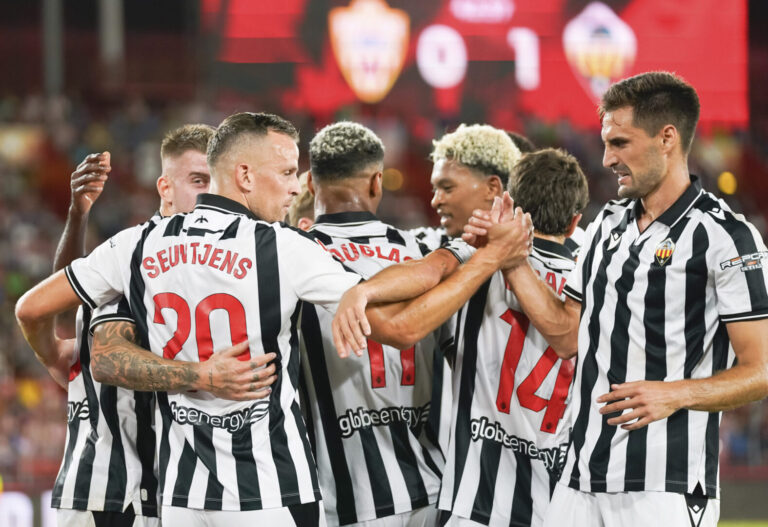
142, 242, 253, 279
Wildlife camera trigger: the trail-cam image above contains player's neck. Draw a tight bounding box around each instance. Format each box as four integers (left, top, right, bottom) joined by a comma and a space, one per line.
313, 186, 377, 216
638, 162, 690, 232
534, 232, 565, 245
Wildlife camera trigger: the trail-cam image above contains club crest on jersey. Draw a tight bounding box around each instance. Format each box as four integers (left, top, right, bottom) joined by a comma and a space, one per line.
654, 238, 675, 266
720, 251, 768, 272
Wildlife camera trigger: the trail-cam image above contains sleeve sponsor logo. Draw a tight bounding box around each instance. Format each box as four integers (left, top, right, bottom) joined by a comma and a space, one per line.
169, 400, 269, 433
470, 416, 568, 473
337, 403, 430, 438
719, 251, 768, 272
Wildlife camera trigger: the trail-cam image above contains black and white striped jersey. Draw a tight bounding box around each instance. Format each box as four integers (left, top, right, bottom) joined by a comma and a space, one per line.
300, 211, 450, 526
52, 302, 158, 517
438, 238, 577, 527
409, 226, 449, 252
66, 194, 362, 511
561, 177, 768, 498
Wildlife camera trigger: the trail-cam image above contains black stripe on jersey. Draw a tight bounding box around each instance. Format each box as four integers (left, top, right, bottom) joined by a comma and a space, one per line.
510, 451, 534, 527
133, 391, 157, 515
350, 236, 371, 244
99, 384, 128, 506
704, 322, 730, 497
301, 303, 357, 523
157, 392, 173, 504
360, 427, 395, 518
425, 341, 446, 456
310, 229, 334, 245
220, 217, 240, 240
187, 226, 224, 236
469, 438, 501, 524
568, 211, 618, 488
288, 303, 321, 499
195, 424, 224, 510
163, 215, 185, 237
588, 232, 646, 491
451, 280, 491, 505
128, 221, 157, 348
53, 306, 93, 508
65, 266, 97, 309
385, 227, 407, 247
390, 421, 430, 510
233, 419, 262, 510
255, 224, 301, 502
171, 441, 197, 507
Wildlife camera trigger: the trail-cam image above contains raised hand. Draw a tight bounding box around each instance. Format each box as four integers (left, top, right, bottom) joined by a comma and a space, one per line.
70, 152, 111, 214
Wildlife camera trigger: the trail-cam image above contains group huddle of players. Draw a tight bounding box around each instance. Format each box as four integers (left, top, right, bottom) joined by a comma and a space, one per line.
15, 71, 768, 527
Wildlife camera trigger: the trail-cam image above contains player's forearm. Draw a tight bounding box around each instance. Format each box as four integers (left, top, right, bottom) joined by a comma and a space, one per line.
53, 207, 89, 272
370, 247, 500, 348
361, 248, 459, 304
504, 262, 579, 358
16, 315, 70, 388
91, 322, 202, 392
675, 363, 768, 412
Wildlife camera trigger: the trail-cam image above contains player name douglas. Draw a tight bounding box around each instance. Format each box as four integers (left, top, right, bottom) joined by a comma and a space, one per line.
142, 242, 253, 279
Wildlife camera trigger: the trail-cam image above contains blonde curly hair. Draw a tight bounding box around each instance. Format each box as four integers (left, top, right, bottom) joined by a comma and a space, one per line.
431, 124, 521, 186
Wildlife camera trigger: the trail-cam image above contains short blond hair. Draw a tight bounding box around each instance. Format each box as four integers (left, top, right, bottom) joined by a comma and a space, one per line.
431, 124, 521, 186
287, 171, 314, 227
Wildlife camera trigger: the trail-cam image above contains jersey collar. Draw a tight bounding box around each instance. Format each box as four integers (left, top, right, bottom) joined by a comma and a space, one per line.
533, 237, 575, 261
314, 211, 378, 225
195, 193, 262, 221
630, 175, 703, 228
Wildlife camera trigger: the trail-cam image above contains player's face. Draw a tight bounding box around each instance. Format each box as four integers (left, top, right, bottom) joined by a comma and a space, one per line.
161, 150, 211, 214
430, 159, 494, 237
601, 106, 665, 200
249, 131, 301, 222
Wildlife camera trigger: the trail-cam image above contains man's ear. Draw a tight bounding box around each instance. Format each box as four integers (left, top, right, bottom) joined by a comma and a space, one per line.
307, 171, 315, 196
370, 171, 383, 198
659, 124, 679, 155
236, 163, 254, 192
565, 213, 582, 238
157, 175, 172, 204
297, 217, 314, 231
486, 175, 503, 198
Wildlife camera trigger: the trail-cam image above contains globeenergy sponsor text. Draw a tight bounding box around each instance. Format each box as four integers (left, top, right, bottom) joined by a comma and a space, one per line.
470, 416, 567, 471
169, 400, 269, 433
338, 403, 430, 438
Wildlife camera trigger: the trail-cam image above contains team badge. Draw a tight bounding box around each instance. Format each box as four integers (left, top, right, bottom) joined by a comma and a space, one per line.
329, 0, 410, 103
654, 238, 675, 266
562, 2, 637, 102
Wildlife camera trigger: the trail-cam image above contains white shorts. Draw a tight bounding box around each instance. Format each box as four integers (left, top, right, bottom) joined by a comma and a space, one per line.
56, 507, 160, 527
342, 505, 439, 527
541, 483, 720, 527
161, 500, 326, 527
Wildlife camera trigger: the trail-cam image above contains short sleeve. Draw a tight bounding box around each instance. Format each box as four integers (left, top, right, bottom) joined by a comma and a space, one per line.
710, 221, 768, 323
66, 225, 142, 309
440, 238, 476, 264
278, 227, 362, 314
89, 296, 135, 335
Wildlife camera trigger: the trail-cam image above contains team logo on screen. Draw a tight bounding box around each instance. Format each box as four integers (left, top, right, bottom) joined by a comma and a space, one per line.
654, 238, 676, 266
563, 2, 637, 101
329, 0, 410, 103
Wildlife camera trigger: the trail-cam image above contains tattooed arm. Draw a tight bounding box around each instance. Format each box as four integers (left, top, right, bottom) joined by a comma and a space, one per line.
91, 320, 278, 400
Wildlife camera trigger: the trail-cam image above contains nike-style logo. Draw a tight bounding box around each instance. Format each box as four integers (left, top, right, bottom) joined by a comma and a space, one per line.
708, 207, 725, 221
195, 216, 209, 223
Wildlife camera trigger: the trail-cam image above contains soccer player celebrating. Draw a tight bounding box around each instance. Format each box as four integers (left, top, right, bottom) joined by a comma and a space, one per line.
299, 121, 452, 526
45, 125, 277, 527
474, 72, 768, 527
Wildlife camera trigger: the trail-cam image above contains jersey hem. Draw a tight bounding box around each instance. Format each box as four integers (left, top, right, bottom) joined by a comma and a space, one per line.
720, 308, 768, 323
335, 494, 438, 525
159, 489, 322, 511
562, 285, 582, 303
567, 477, 719, 498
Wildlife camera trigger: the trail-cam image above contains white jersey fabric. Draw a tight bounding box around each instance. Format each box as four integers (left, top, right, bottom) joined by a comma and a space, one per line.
300, 211, 451, 526
52, 302, 158, 517
438, 238, 577, 527
66, 194, 361, 511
